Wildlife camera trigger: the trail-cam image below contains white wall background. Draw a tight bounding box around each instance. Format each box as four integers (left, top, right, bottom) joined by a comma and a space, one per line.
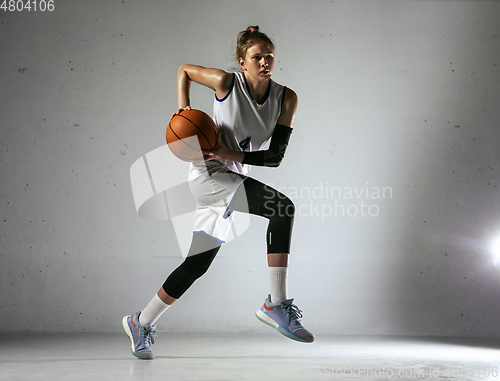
1, 0, 499, 337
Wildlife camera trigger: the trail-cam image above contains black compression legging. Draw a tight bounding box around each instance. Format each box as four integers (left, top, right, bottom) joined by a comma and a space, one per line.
162, 177, 295, 299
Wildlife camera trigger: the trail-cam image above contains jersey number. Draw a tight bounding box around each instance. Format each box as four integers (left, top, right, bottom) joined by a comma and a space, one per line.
239, 137, 251, 151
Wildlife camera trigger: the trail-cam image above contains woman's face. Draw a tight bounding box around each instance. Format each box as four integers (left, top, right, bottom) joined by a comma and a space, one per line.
239, 41, 275, 81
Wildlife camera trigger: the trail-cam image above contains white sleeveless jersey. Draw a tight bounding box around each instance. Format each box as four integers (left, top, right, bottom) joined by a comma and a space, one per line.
213, 72, 286, 175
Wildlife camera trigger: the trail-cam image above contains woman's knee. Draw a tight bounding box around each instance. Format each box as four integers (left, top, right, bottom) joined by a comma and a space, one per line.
262, 193, 295, 221
162, 246, 219, 299
181, 248, 219, 278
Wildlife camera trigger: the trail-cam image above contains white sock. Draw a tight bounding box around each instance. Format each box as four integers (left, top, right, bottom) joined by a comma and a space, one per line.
139, 294, 171, 326
269, 267, 288, 304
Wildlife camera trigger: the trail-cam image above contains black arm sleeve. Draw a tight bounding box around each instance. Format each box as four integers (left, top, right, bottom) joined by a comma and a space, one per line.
242, 124, 293, 167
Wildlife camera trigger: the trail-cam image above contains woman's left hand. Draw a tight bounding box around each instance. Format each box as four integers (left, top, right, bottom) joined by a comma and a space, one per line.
200, 133, 245, 163
202, 134, 226, 161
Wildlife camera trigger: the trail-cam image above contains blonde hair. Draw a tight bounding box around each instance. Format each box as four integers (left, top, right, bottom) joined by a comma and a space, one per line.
235, 26, 274, 61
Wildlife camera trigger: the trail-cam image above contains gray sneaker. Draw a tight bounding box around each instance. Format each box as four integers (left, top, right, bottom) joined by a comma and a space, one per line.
256, 295, 314, 343
122, 312, 158, 359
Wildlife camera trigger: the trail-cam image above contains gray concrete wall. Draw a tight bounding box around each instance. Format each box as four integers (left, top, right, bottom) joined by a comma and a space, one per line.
1, 0, 499, 337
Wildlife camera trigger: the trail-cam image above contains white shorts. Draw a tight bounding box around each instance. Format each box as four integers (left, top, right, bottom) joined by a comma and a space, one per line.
188, 160, 248, 244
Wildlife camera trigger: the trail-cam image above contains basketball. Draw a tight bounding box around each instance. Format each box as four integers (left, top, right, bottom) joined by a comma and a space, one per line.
166, 109, 219, 162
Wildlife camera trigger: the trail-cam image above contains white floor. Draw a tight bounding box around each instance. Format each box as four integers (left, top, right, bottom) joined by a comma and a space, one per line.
1, 333, 499, 381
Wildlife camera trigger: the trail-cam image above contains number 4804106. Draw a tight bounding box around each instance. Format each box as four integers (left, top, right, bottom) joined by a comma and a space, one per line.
1, 0, 55, 11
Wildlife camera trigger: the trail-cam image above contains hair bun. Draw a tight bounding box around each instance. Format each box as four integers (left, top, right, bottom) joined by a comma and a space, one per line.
235, 26, 274, 61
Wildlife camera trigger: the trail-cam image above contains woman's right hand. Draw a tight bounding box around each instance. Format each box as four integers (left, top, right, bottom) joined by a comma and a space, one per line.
170, 106, 191, 120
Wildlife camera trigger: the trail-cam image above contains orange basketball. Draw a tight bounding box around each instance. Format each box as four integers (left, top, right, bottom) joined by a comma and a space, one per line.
166, 109, 219, 162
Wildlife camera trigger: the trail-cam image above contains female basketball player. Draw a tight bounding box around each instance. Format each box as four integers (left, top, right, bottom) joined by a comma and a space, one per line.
123, 26, 314, 359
